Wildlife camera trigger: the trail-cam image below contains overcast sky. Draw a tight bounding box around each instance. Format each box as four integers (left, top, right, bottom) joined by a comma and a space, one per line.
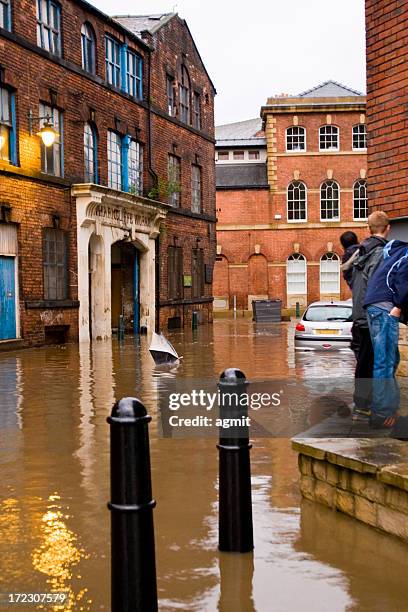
93, 0, 366, 126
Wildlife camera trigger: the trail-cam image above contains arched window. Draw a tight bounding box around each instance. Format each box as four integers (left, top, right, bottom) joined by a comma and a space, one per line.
287, 181, 307, 221
84, 123, 97, 183
320, 253, 340, 294
353, 179, 367, 220
179, 65, 190, 124
319, 125, 339, 151
287, 253, 307, 295
81, 22, 96, 74
286, 126, 306, 151
352, 124, 367, 150
320, 180, 340, 221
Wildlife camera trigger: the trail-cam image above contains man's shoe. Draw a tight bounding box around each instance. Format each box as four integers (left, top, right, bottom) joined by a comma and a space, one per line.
352, 407, 371, 421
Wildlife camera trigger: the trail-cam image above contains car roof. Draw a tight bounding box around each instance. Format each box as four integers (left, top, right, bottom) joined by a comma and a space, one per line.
306, 300, 352, 307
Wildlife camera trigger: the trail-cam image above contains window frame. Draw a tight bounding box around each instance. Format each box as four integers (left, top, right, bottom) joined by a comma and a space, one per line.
0, 0, 12, 31
127, 138, 143, 195
0, 86, 17, 165
168, 154, 181, 207
39, 102, 63, 176
287, 253, 307, 295
168, 245, 183, 300
179, 65, 190, 125
191, 164, 202, 214
36, 0, 62, 56
126, 49, 143, 100
320, 180, 340, 221
287, 180, 307, 223
217, 151, 229, 161
320, 252, 340, 295
248, 150, 260, 160
166, 74, 176, 117
105, 35, 121, 89
43, 227, 68, 301
319, 125, 340, 152
286, 126, 306, 152
107, 129, 122, 190
233, 150, 245, 161
84, 122, 98, 183
353, 179, 368, 220
192, 91, 201, 130
352, 123, 367, 150
192, 247, 205, 298
81, 22, 96, 74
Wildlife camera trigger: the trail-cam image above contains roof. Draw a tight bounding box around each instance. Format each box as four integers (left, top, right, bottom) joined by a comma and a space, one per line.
216, 118, 263, 140
297, 80, 364, 98
113, 13, 174, 35
216, 164, 268, 189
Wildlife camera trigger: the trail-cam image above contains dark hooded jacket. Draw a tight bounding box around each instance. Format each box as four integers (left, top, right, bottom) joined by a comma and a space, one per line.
351, 235, 388, 327
341, 244, 360, 288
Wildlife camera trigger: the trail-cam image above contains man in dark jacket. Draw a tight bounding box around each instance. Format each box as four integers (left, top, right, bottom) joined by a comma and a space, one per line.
340, 231, 359, 289
364, 240, 408, 427
351, 211, 390, 418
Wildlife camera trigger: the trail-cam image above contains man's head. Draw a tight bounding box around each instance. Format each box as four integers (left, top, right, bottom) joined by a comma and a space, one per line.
368, 211, 390, 237
340, 231, 358, 250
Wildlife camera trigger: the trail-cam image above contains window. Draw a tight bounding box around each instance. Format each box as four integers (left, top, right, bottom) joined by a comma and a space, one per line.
191, 164, 201, 213
107, 130, 122, 190
81, 23, 95, 74
36, 0, 61, 55
287, 253, 307, 294
319, 125, 339, 151
105, 36, 121, 88
320, 180, 340, 221
128, 140, 143, 195
320, 253, 340, 294
126, 50, 143, 99
217, 151, 229, 161
168, 154, 181, 207
233, 150, 244, 160
248, 150, 260, 160
84, 123, 97, 183
0, 0, 11, 30
0, 87, 16, 164
179, 65, 190, 124
39, 103, 63, 176
286, 126, 306, 151
287, 181, 307, 221
167, 75, 175, 116
192, 248, 204, 298
353, 124, 367, 150
192, 92, 201, 130
43, 228, 68, 300
168, 245, 183, 299
353, 179, 368, 220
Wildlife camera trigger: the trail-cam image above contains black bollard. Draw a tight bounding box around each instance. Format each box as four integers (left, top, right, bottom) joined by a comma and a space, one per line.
107, 397, 158, 612
217, 368, 254, 553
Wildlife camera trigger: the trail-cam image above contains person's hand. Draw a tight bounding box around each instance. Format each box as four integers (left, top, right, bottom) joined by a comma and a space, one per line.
390, 306, 401, 317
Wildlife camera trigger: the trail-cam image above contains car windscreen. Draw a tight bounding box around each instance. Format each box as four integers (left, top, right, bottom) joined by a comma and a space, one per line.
304, 305, 352, 322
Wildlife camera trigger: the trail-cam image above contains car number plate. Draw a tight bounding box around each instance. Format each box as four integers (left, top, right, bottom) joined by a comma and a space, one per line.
315, 329, 339, 335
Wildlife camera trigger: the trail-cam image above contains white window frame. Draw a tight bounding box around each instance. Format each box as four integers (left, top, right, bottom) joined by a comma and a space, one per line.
319, 125, 339, 152
217, 151, 229, 162
320, 180, 340, 222
286, 126, 306, 152
287, 253, 307, 295
128, 139, 143, 195
287, 181, 307, 223
320, 252, 340, 294
352, 124, 367, 150
353, 179, 368, 220
107, 130, 122, 190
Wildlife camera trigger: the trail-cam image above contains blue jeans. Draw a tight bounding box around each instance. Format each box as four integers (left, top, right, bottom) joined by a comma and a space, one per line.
367, 305, 400, 418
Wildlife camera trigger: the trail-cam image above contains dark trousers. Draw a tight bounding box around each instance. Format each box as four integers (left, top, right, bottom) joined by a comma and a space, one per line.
353, 325, 374, 410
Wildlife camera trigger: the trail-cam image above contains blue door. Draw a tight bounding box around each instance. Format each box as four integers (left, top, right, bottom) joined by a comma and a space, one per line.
0, 256, 16, 340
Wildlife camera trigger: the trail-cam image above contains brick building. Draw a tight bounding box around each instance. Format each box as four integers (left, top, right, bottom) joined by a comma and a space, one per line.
0, 5, 215, 347
365, 0, 408, 239
214, 81, 368, 312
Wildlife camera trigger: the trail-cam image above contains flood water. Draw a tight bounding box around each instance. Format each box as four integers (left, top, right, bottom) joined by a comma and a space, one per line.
1, 319, 407, 611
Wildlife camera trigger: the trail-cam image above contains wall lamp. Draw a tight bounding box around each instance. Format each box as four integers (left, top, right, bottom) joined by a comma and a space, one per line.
27, 110, 59, 147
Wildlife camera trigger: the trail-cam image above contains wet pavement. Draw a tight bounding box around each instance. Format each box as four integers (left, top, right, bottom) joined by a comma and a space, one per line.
1, 319, 408, 611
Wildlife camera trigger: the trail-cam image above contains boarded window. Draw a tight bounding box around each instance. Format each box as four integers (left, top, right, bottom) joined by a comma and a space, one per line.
168, 245, 183, 299
43, 228, 68, 300
192, 248, 204, 298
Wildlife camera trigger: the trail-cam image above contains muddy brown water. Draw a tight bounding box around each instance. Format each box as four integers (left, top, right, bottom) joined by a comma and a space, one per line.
0, 320, 407, 611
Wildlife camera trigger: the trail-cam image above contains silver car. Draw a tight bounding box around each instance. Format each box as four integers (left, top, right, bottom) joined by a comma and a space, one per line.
295, 300, 353, 351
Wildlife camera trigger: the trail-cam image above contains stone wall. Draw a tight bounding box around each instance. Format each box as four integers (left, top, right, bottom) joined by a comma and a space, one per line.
293, 439, 408, 543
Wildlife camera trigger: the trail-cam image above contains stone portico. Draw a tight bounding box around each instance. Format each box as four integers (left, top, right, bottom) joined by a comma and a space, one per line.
72, 184, 168, 342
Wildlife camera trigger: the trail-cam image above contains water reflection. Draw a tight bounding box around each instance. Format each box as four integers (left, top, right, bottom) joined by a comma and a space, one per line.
0, 320, 406, 611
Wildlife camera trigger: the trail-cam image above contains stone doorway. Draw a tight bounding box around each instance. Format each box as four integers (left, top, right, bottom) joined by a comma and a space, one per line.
111, 241, 140, 334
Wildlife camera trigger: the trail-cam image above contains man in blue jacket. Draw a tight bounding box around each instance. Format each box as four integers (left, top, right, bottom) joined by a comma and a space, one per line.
364, 240, 408, 427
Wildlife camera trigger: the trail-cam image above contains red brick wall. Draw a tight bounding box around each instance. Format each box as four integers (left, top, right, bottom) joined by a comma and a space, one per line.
366, 0, 408, 218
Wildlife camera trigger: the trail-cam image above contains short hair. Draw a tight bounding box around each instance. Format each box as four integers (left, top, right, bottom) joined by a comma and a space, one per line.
340, 231, 358, 249
368, 211, 390, 234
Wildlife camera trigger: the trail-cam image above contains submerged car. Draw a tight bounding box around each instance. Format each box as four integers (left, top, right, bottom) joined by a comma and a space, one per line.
295, 300, 353, 351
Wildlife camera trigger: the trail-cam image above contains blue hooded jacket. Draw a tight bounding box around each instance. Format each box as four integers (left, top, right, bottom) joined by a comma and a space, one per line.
364, 240, 408, 309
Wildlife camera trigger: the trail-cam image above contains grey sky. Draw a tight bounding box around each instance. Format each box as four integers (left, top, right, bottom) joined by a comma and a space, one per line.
93, 0, 366, 126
